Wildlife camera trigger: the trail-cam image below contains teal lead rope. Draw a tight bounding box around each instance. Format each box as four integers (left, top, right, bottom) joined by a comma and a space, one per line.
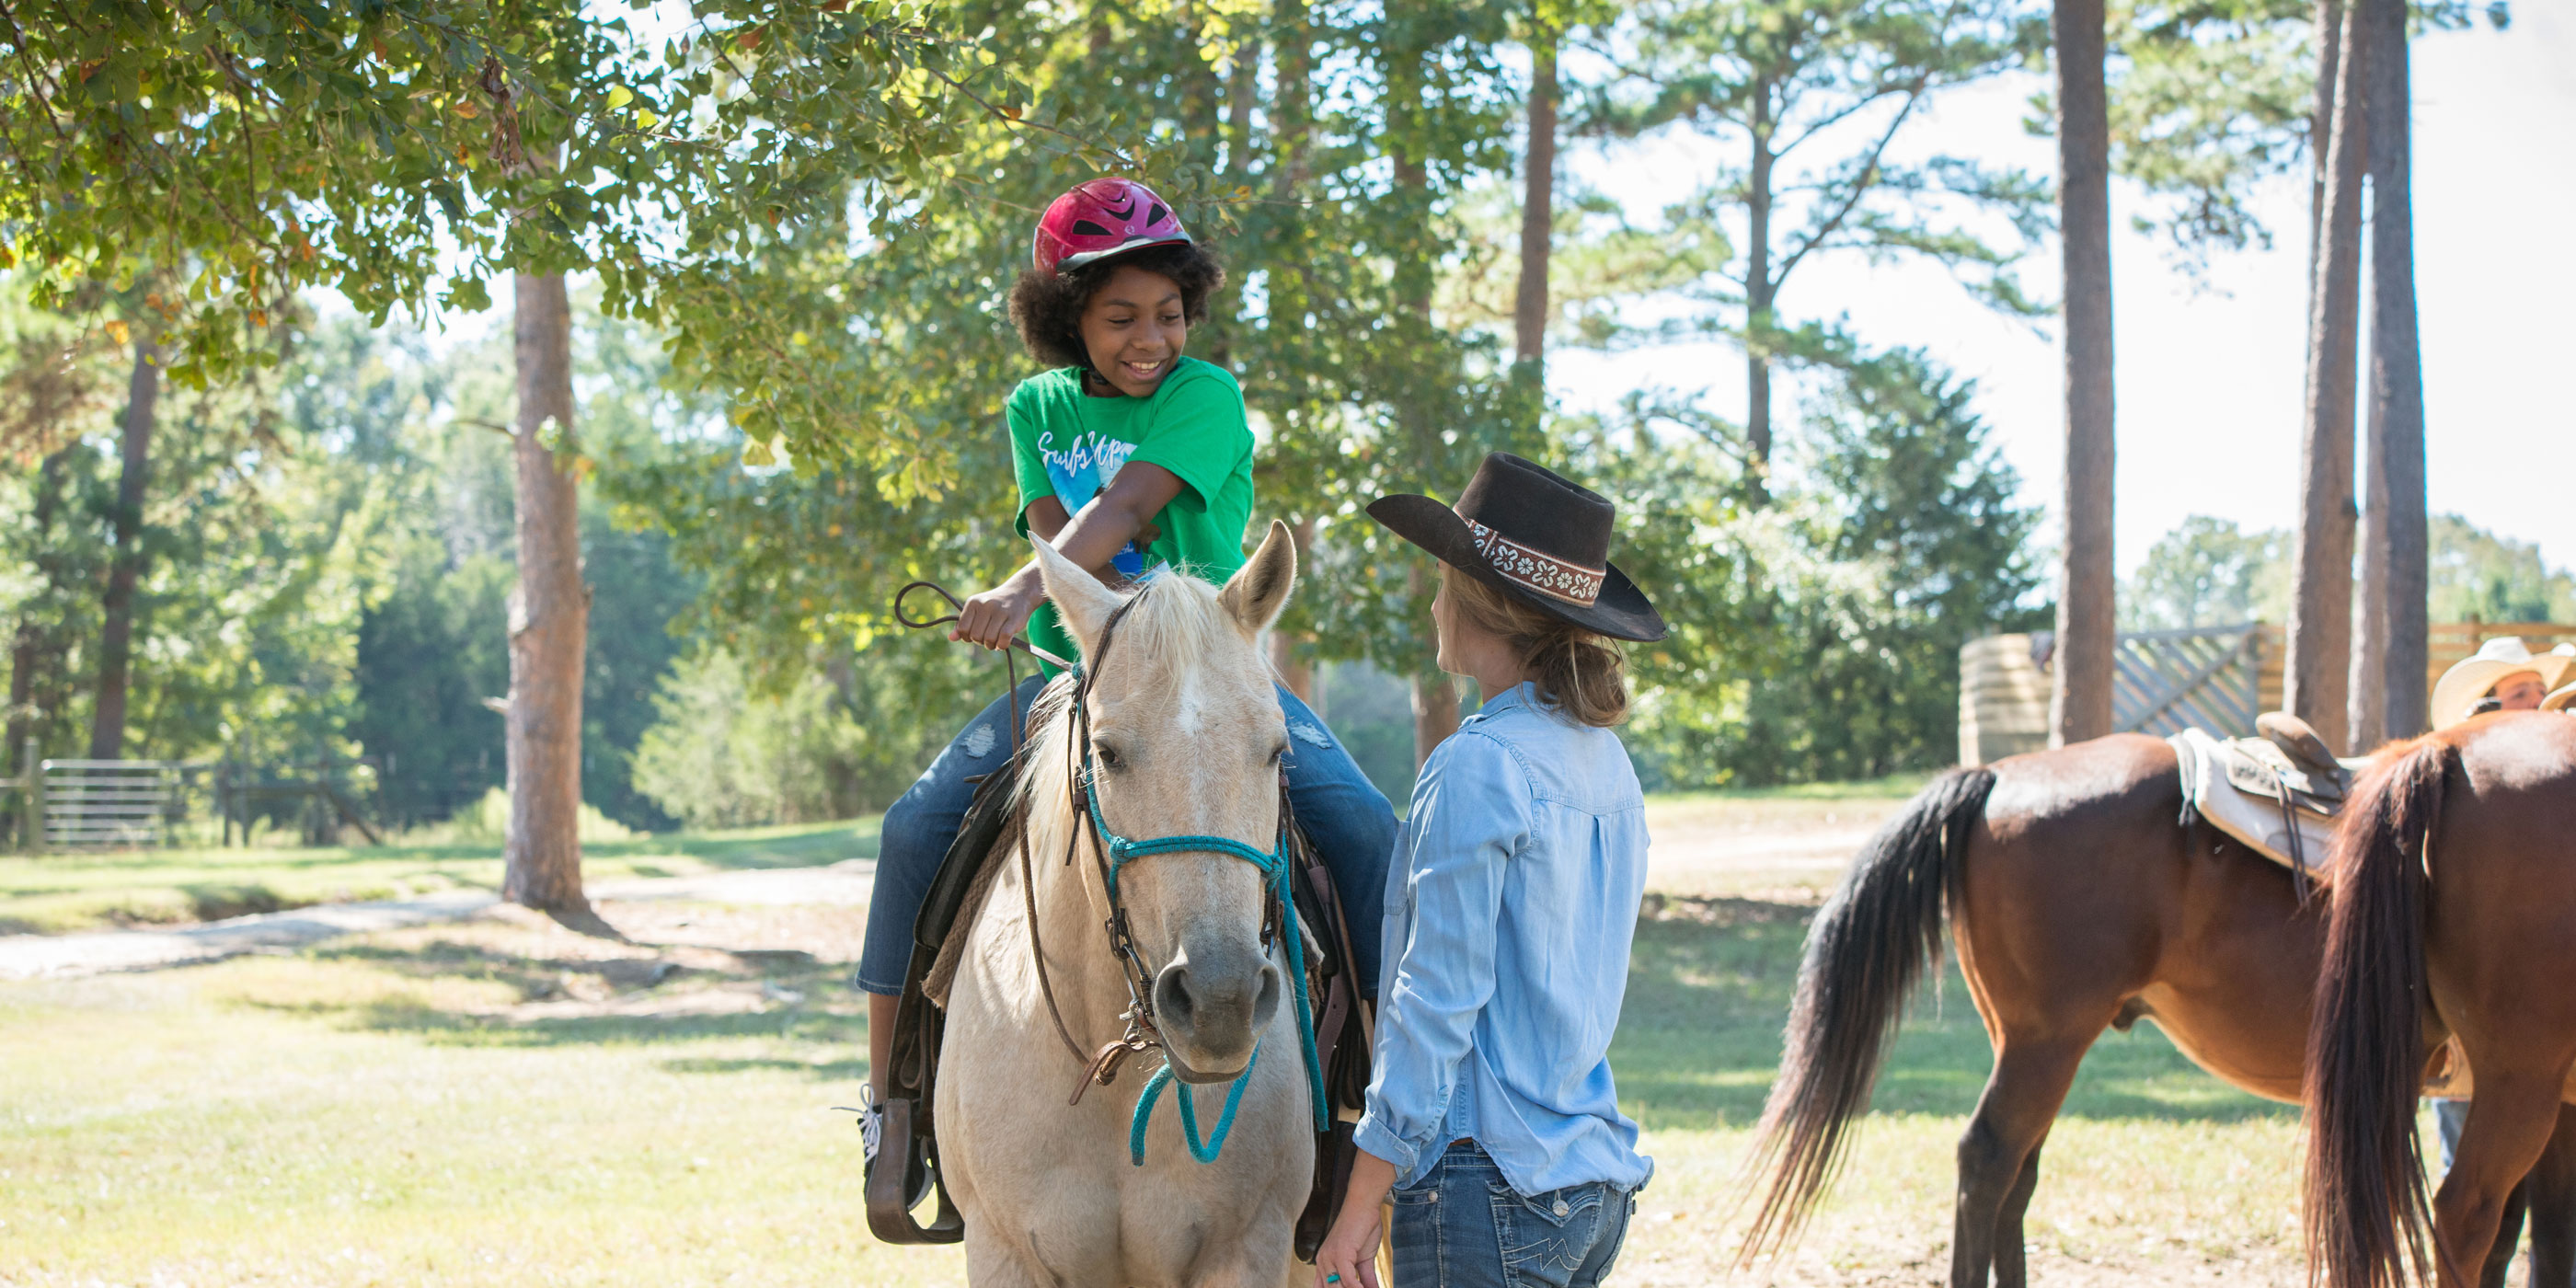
1086, 767, 1330, 1167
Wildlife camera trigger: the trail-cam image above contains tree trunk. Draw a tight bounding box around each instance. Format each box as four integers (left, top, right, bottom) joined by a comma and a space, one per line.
2049, 0, 2118, 748
2286, 2, 2366, 752
1271, 0, 1312, 196
1743, 80, 1776, 504
7, 448, 72, 761
2359, 0, 2421, 742
1225, 36, 1259, 178
2306, 0, 2345, 289
2360, 0, 2425, 740
1412, 674, 1460, 766
1514, 31, 1558, 373
1178, 0, 1223, 173
1390, 30, 1453, 770
2350, 430, 2388, 750
502, 272, 592, 915
88, 337, 159, 761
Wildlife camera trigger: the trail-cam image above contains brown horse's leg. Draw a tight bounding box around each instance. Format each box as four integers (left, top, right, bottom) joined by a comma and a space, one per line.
2478, 1180, 2527, 1288
1991, 1143, 2045, 1288
1951, 1038, 2089, 1288
2523, 1105, 2576, 1288
2436, 1079, 2566, 1287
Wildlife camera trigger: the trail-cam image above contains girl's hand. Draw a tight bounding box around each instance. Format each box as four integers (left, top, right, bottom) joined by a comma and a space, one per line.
1312, 1202, 1384, 1288
950, 578, 1042, 650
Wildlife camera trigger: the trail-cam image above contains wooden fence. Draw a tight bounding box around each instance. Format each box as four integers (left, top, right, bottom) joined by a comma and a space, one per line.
1960, 621, 2576, 766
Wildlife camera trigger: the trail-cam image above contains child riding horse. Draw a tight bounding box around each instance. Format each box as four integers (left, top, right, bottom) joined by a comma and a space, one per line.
855, 179, 1397, 1194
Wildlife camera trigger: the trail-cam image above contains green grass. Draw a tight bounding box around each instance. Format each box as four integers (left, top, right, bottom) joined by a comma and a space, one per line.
0, 928, 954, 1287
0, 819, 880, 935
0, 791, 2345, 1285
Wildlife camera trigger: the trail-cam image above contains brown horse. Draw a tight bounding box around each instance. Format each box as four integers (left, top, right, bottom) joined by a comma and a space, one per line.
2306, 711, 2576, 1288
1736, 731, 2576, 1288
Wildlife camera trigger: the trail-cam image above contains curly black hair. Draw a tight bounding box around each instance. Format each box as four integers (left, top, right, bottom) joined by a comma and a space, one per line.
1006, 241, 1227, 371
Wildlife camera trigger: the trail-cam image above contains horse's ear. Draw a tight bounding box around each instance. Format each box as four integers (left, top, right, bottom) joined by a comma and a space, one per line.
1219, 519, 1296, 638
1029, 534, 1123, 659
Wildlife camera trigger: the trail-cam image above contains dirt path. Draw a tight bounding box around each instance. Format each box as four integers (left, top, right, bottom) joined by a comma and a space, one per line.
0, 859, 879, 980
0, 793, 1912, 982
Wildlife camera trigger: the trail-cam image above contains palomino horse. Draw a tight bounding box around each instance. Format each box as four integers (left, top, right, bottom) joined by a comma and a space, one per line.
936, 523, 1317, 1286
1737, 731, 2576, 1288
2306, 712, 2576, 1288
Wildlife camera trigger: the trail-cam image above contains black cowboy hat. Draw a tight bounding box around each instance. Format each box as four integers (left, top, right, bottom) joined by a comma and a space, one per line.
1367, 453, 1666, 643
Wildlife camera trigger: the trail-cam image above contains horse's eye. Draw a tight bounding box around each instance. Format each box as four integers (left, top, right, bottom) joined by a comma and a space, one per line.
1269, 743, 1287, 765
1094, 742, 1124, 771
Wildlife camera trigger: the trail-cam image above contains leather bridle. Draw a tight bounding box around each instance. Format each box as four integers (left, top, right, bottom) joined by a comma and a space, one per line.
896, 580, 1329, 1165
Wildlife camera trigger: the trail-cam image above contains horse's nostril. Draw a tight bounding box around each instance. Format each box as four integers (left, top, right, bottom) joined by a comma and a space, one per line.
1156, 964, 1197, 1028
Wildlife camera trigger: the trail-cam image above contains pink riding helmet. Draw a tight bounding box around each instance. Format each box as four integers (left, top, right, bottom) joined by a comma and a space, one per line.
1032, 178, 1191, 278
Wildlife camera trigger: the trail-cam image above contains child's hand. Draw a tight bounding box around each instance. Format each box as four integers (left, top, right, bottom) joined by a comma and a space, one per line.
951, 579, 1042, 650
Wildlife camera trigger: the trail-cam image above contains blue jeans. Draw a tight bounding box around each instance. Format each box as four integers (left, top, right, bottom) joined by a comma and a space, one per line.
856, 677, 1395, 997
1391, 1140, 1638, 1288
2438, 1096, 2469, 1175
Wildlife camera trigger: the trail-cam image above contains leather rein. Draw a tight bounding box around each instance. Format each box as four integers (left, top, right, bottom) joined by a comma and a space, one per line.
893, 581, 1329, 1164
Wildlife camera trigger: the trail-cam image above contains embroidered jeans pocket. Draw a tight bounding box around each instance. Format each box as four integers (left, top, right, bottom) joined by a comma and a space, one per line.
1489, 1181, 1609, 1288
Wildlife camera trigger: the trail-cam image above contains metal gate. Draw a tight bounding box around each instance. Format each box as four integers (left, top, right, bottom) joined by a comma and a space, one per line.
40, 759, 182, 849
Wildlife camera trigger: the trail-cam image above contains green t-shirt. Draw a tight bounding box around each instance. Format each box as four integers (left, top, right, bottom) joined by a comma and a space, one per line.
1006, 356, 1255, 667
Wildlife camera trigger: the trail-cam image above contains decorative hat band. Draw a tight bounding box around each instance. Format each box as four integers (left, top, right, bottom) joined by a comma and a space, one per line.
1462, 516, 1605, 607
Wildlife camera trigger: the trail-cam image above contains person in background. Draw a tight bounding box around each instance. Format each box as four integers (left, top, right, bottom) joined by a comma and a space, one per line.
2430, 637, 2574, 729
2425, 634, 2576, 1285
1312, 453, 1666, 1288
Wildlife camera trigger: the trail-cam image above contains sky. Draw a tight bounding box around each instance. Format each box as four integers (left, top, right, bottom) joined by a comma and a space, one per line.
1551, 9, 2576, 578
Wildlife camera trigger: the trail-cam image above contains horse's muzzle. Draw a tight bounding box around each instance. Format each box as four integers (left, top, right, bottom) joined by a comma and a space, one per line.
1152, 944, 1282, 1083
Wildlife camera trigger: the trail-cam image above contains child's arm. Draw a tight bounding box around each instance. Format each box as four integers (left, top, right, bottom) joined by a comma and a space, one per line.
950, 461, 1183, 649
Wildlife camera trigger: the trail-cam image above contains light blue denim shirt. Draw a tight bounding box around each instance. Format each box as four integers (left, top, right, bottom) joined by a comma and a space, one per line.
1354, 682, 1654, 1196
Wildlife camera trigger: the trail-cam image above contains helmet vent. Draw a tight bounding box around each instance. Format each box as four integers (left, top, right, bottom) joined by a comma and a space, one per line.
1146, 203, 1169, 227
1070, 220, 1114, 237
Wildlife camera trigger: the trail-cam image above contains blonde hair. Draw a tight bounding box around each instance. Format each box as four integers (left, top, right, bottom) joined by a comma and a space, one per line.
1441, 564, 1629, 728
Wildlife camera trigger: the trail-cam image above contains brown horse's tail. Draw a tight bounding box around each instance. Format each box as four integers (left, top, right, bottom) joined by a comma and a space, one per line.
2305, 735, 2455, 1288
1735, 765, 1995, 1266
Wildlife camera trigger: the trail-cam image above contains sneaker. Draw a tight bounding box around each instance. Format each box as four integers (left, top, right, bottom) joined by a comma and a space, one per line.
857, 1086, 934, 1211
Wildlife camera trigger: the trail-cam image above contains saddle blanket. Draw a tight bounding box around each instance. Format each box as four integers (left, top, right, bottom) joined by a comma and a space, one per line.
2168, 728, 2342, 882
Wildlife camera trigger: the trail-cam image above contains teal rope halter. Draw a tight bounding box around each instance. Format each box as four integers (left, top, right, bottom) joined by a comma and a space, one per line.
1075, 704, 1332, 1167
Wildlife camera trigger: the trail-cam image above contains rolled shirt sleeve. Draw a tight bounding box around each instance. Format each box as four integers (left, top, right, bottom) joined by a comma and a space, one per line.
1352, 730, 1533, 1177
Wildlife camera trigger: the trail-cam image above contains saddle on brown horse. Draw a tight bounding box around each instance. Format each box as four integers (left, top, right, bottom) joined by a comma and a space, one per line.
2170, 711, 2361, 891
863, 707, 1375, 1260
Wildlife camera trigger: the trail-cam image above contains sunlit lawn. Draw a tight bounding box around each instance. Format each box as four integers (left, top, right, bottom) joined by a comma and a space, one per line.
0, 789, 2354, 1285
0, 820, 880, 935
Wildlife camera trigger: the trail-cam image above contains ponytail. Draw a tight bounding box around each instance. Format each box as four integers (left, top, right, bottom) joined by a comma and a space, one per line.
1441, 565, 1630, 728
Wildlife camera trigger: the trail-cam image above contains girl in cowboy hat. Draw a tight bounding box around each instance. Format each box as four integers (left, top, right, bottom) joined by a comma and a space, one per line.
2430, 637, 2576, 729
854, 178, 1398, 1197
1313, 453, 1666, 1288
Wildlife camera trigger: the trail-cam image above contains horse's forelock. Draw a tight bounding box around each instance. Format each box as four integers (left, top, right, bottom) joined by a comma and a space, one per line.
1114, 571, 1237, 678
1016, 571, 1269, 848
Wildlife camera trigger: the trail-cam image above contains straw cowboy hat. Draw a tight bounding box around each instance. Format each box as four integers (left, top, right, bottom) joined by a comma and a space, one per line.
1367, 452, 1667, 642
2431, 638, 2576, 730
2547, 683, 2576, 714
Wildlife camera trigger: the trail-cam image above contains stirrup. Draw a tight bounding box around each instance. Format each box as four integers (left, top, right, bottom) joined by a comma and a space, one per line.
864, 1091, 966, 1244
857, 1086, 933, 1213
